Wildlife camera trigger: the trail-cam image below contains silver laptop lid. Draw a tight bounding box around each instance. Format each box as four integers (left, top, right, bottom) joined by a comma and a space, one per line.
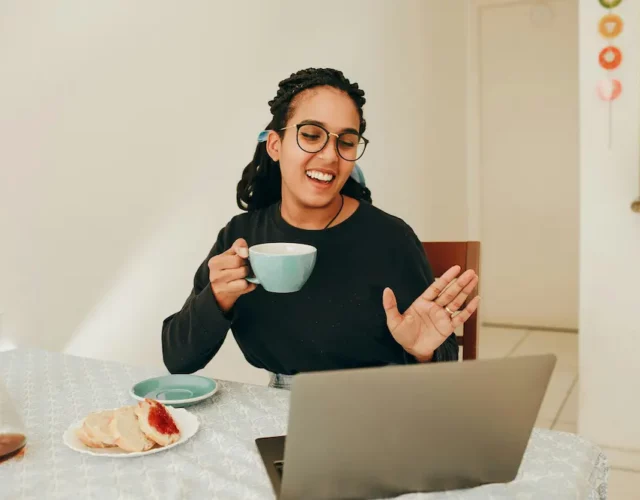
279, 354, 556, 500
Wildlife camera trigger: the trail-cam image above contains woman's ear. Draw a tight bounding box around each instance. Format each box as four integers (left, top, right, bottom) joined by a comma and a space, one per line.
266, 131, 281, 162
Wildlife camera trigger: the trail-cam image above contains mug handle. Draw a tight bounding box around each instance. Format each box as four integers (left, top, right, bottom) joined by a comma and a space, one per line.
246, 276, 260, 285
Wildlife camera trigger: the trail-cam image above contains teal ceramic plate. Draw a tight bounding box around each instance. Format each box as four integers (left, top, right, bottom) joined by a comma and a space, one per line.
130, 375, 218, 408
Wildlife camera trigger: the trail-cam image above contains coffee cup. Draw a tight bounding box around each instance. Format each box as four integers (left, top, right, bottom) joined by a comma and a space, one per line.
246, 243, 317, 293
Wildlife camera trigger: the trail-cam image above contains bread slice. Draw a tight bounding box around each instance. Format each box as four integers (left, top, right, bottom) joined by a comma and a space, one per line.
109, 406, 155, 452
75, 425, 106, 448
134, 399, 180, 447
81, 410, 116, 448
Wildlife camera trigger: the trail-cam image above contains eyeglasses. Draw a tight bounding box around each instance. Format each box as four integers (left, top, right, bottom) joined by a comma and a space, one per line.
281, 123, 369, 161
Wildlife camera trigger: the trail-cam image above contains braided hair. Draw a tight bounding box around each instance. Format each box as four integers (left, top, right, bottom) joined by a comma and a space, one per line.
236, 68, 372, 211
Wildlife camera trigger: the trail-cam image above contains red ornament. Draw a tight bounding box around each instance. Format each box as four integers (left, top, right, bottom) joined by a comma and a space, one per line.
598, 46, 622, 70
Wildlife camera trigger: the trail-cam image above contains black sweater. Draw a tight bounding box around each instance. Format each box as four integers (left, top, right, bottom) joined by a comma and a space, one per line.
161, 202, 458, 375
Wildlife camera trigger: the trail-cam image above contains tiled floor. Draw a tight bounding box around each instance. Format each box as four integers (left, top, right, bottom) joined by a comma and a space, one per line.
480, 326, 640, 499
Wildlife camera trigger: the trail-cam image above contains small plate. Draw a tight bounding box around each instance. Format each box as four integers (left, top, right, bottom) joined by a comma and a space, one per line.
130, 375, 218, 407
63, 406, 199, 458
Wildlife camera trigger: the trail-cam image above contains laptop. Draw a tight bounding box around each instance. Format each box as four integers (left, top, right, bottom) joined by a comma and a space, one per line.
255, 354, 556, 500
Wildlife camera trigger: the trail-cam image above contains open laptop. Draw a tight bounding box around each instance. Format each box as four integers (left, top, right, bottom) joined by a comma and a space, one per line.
256, 354, 556, 500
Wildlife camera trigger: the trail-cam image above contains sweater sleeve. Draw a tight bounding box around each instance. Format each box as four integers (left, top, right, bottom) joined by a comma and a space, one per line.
399, 225, 459, 364
161, 228, 233, 374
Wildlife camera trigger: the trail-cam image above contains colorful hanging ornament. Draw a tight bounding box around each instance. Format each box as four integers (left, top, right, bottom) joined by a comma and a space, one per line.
598, 46, 622, 70
596, 79, 622, 101
596, 0, 624, 150
598, 14, 624, 38
598, 0, 622, 8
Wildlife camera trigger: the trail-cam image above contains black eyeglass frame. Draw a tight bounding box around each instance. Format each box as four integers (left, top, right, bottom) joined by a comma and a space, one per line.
280, 123, 369, 162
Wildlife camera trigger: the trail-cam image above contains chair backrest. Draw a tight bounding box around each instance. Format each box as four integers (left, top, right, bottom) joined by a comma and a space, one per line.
421, 242, 480, 360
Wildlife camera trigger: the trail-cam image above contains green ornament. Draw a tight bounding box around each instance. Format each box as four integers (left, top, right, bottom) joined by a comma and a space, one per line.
599, 0, 622, 8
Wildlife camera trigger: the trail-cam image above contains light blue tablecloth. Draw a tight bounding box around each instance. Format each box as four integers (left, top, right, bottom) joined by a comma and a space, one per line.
0, 349, 608, 499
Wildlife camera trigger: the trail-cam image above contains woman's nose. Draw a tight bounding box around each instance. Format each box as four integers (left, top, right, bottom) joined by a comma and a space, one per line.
319, 134, 340, 161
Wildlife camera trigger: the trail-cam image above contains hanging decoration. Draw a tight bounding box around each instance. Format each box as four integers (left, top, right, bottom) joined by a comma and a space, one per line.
596, 1, 624, 150
596, 79, 622, 101
598, 13, 624, 38
598, 0, 622, 8
598, 46, 622, 70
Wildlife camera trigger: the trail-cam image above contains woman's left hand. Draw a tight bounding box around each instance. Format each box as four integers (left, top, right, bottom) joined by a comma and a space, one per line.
383, 266, 480, 361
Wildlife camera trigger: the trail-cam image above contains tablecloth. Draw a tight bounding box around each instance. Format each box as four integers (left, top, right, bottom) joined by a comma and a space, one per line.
0, 349, 608, 499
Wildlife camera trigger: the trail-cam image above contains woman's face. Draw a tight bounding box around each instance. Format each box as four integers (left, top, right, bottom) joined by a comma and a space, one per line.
267, 86, 361, 209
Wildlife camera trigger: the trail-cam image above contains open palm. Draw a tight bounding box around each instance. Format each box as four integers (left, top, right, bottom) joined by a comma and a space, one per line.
383, 266, 480, 361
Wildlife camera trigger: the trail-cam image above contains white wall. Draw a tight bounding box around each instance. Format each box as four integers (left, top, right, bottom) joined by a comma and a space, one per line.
0, 1, 469, 383
579, 0, 640, 452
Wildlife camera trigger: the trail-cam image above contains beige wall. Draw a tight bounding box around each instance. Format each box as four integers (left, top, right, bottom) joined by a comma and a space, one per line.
578, 0, 640, 452
471, 0, 579, 330
0, 1, 469, 383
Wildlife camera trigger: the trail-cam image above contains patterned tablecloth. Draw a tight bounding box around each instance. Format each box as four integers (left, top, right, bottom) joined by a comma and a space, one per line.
0, 349, 608, 500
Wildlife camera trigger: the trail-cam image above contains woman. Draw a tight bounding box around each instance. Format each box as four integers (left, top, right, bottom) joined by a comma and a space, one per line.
161, 68, 479, 389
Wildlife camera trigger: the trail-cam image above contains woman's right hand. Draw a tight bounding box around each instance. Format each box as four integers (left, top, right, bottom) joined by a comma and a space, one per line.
208, 238, 256, 313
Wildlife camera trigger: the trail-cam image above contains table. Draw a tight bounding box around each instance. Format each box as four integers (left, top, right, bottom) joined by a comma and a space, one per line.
0, 349, 608, 499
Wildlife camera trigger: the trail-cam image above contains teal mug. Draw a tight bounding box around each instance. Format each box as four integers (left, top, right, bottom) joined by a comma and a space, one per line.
246, 243, 317, 293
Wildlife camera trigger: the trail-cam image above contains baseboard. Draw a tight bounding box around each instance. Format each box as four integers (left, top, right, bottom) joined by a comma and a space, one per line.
600, 445, 640, 472
482, 322, 578, 334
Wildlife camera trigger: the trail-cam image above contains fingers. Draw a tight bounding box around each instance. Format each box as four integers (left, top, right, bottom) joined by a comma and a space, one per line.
383, 288, 404, 333
225, 279, 257, 294
436, 273, 478, 310
208, 239, 255, 310
220, 238, 249, 258
231, 238, 249, 259
421, 266, 462, 302
451, 296, 481, 329
208, 238, 255, 299
210, 266, 252, 293
211, 268, 255, 294
428, 300, 453, 330
209, 239, 251, 272
211, 254, 247, 271
217, 266, 250, 282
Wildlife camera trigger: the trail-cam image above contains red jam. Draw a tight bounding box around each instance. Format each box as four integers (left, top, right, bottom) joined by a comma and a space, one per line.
147, 400, 179, 435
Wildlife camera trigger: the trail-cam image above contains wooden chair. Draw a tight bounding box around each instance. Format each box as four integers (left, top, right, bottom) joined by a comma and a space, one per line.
421, 242, 480, 360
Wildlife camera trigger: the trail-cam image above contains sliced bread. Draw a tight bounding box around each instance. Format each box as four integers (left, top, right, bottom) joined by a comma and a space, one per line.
134, 399, 180, 447
81, 410, 116, 448
109, 406, 154, 452
75, 425, 106, 448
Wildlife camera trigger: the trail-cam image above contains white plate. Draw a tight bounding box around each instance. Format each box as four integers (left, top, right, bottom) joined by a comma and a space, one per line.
63, 406, 199, 457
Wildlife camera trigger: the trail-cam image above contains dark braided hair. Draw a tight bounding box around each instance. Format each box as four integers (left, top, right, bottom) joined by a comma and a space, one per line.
236, 68, 372, 211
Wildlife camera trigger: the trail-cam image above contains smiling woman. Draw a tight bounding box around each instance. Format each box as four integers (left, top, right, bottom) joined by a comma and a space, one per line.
161, 68, 480, 386
237, 69, 372, 219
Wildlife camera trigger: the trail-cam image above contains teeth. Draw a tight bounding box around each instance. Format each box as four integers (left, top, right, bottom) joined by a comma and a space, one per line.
306, 170, 334, 182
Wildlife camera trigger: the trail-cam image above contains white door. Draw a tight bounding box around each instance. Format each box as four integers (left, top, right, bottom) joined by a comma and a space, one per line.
473, 0, 579, 330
